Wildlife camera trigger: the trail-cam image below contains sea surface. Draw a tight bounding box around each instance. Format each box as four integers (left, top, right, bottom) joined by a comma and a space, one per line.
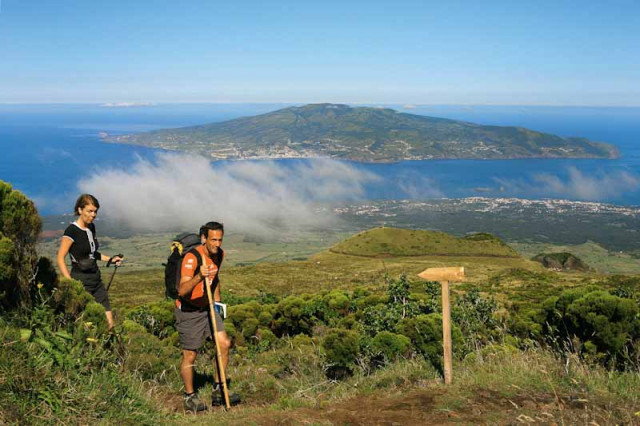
0, 103, 639, 215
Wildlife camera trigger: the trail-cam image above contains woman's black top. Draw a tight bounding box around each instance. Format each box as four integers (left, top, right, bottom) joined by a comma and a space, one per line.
62, 222, 102, 269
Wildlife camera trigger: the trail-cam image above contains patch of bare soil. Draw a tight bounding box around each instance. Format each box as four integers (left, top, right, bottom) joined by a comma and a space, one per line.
224, 386, 634, 425
448, 389, 620, 426
229, 389, 458, 426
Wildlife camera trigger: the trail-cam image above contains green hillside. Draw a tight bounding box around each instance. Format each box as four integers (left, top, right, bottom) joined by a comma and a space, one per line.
103, 104, 618, 162
329, 227, 519, 258
3, 183, 639, 424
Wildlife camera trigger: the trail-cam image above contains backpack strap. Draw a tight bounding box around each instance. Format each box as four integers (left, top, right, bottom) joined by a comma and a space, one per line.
177, 248, 205, 309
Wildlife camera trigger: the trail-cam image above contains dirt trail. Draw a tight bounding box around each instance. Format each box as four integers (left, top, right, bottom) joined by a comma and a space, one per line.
165, 385, 625, 425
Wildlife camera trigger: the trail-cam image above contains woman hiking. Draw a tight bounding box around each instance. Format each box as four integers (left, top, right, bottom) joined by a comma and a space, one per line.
56, 194, 123, 331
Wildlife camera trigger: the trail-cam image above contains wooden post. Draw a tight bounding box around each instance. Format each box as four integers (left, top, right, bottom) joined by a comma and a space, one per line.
440, 280, 452, 384
417, 266, 465, 385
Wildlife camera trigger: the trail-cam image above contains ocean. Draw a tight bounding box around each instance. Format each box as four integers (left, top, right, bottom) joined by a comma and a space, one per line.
0, 103, 639, 215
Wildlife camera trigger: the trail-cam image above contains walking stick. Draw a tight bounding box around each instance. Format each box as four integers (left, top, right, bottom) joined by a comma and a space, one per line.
105, 254, 124, 292
203, 261, 231, 410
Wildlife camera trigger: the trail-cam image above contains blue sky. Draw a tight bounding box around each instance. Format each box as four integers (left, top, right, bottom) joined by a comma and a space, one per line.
0, 0, 638, 105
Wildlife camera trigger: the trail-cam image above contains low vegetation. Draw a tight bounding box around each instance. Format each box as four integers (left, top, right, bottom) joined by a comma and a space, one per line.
2, 181, 639, 423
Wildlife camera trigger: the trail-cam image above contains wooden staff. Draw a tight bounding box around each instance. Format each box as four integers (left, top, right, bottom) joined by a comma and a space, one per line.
203, 257, 231, 410
418, 266, 465, 385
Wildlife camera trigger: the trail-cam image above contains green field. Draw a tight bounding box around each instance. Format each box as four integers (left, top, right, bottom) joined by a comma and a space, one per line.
331, 227, 518, 257
512, 240, 640, 275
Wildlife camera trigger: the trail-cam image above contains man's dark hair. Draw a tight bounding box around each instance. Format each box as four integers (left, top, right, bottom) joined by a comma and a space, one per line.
200, 221, 224, 238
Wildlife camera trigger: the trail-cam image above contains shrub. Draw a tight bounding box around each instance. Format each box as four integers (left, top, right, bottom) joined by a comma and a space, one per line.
83, 302, 107, 333
123, 330, 179, 381
0, 181, 42, 307
360, 293, 389, 308
51, 278, 93, 317
230, 301, 275, 344
301, 290, 350, 326
322, 328, 359, 378
360, 303, 400, 335
452, 287, 500, 352
525, 287, 640, 368
273, 296, 315, 336
566, 291, 639, 366
399, 313, 463, 371
291, 333, 314, 347
126, 301, 175, 339
122, 319, 146, 334
0, 235, 15, 285
371, 331, 411, 361
34, 256, 58, 297
255, 327, 277, 352
324, 290, 350, 315
224, 321, 237, 342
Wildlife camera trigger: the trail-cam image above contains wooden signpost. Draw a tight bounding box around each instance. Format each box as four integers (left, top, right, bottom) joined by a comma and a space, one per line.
417, 266, 465, 385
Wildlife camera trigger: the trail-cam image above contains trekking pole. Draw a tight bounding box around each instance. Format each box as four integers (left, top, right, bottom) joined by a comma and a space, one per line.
105, 254, 124, 292
203, 267, 231, 410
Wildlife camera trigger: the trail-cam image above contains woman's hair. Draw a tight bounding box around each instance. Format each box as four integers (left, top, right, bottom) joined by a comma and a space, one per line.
73, 194, 100, 216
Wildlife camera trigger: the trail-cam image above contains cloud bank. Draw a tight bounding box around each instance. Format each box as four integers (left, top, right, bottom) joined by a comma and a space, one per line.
495, 167, 640, 201
79, 153, 379, 234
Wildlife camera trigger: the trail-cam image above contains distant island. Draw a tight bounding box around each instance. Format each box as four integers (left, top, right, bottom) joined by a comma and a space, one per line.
102, 104, 619, 162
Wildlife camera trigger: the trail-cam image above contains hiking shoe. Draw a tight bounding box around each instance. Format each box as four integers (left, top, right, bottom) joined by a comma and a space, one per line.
184, 393, 207, 412
211, 391, 242, 407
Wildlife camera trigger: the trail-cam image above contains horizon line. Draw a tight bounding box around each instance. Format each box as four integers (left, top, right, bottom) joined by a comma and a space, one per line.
1, 101, 640, 108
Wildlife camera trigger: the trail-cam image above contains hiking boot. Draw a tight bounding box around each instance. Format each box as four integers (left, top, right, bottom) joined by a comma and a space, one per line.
183, 393, 207, 412
211, 391, 242, 407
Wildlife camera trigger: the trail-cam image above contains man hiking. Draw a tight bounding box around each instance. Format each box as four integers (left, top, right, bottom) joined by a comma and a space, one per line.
174, 221, 240, 412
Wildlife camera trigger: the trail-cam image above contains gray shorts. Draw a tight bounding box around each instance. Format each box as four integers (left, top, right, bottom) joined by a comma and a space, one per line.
174, 306, 225, 351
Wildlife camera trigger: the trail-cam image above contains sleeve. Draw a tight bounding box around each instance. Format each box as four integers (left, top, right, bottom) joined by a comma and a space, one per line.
62, 225, 76, 242
180, 252, 199, 280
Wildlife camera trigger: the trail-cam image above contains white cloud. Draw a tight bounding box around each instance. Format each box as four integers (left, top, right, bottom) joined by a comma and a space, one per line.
397, 174, 444, 199
495, 166, 640, 201
78, 153, 379, 234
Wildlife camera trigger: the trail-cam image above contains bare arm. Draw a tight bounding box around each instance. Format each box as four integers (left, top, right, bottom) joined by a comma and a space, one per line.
178, 266, 207, 298
56, 237, 73, 280
99, 253, 123, 265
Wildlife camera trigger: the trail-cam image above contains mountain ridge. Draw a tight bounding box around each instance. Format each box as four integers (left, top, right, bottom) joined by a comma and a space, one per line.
103, 103, 619, 162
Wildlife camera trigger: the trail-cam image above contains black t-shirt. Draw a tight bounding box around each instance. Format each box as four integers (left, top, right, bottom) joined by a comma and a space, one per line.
63, 222, 101, 264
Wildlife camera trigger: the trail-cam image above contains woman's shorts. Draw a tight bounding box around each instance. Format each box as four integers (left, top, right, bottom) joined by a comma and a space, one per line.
174, 306, 225, 351
71, 269, 111, 311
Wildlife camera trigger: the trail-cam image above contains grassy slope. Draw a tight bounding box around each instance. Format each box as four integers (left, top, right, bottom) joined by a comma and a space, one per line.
512, 240, 640, 275
108, 228, 596, 312
329, 227, 519, 257
20, 228, 640, 424
211, 348, 640, 425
